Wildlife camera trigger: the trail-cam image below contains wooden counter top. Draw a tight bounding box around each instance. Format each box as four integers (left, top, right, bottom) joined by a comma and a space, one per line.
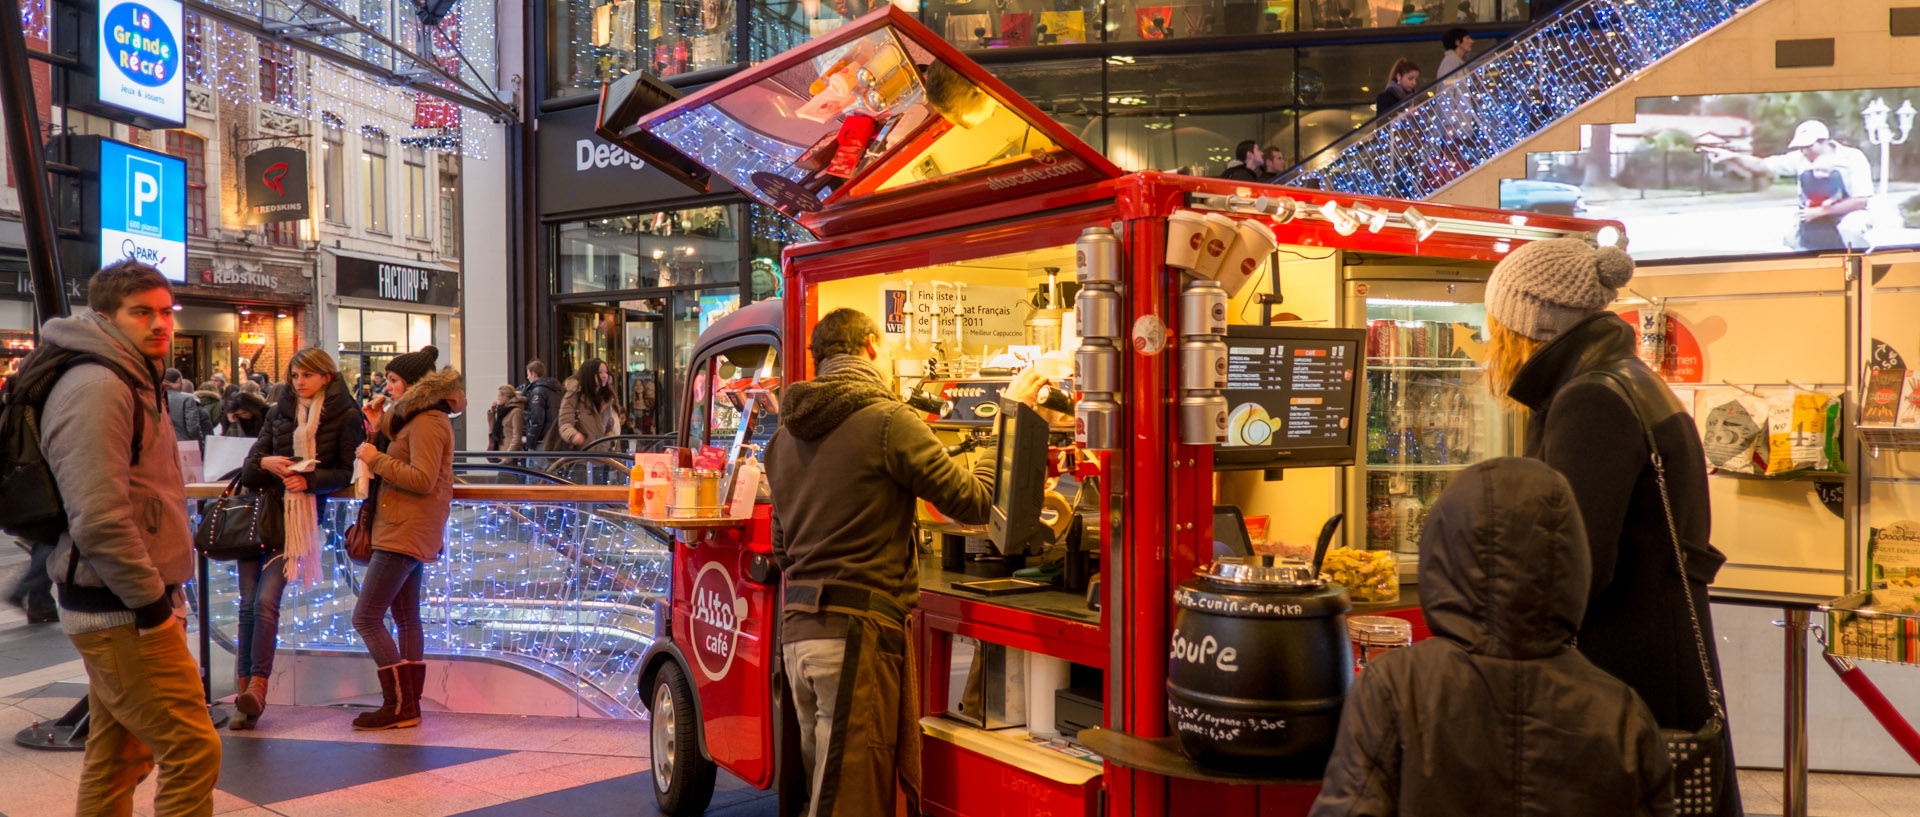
183, 482, 630, 503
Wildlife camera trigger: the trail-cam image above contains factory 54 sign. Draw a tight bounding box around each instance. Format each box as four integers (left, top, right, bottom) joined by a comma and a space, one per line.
333, 254, 459, 308
99, 139, 187, 282
96, 0, 185, 127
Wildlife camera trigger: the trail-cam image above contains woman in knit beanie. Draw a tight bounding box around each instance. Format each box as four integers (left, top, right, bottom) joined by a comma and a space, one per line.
1485, 237, 1742, 817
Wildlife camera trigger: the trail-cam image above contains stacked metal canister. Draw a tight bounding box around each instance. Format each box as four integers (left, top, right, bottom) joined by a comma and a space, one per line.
1074, 227, 1123, 450
1176, 277, 1230, 445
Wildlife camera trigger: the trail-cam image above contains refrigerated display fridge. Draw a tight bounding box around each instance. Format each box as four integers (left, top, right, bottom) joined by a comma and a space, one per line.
1342, 267, 1516, 578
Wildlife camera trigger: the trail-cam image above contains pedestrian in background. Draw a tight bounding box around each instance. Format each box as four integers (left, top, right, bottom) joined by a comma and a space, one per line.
224, 380, 270, 438
230, 348, 366, 730
351, 346, 461, 731
487, 384, 527, 453
163, 368, 213, 447
1487, 238, 1741, 817
557, 358, 622, 451
1220, 140, 1266, 182
1374, 58, 1421, 118
37, 262, 222, 815
1437, 28, 1474, 77
519, 359, 562, 450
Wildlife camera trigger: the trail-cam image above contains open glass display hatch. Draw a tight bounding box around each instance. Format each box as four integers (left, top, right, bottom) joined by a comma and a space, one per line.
605, 6, 1121, 237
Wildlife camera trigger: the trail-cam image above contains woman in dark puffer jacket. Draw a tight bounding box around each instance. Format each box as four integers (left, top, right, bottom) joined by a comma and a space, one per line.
231, 348, 367, 730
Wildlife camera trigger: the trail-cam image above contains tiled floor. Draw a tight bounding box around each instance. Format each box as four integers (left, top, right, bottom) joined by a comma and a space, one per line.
3, 547, 1917, 816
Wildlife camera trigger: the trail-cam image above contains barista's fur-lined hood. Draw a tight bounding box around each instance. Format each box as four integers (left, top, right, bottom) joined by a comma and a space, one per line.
384, 367, 467, 433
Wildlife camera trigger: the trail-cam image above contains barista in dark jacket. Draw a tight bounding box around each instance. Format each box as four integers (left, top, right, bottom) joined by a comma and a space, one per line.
1488, 238, 1738, 817
519, 359, 562, 450
232, 348, 366, 729
765, 308, 1045, 817
1312, 458, 1673, 817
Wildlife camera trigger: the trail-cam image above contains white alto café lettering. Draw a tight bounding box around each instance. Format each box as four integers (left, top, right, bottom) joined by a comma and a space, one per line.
1169, 628, 1240, 672
575, 139, 646, 172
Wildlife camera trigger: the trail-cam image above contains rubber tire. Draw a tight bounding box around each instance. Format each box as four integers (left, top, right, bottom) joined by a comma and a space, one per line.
650, 661, 716, 815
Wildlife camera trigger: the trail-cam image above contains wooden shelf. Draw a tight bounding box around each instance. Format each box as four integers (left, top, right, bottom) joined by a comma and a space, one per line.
183, 482, 629, 502
1708, 469, 1845, 485
1076, 728, 1324, 786
597, 510, 751, 530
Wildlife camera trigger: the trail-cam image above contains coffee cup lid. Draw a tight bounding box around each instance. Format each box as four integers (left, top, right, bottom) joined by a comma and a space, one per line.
1201, 212, 1237, 229
1168, 209, 1207, 224
1237, 218, 1276, 243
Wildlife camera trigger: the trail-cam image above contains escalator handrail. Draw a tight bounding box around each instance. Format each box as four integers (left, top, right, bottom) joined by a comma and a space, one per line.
451, 463, 580, 485
1275, 0, 1758, 186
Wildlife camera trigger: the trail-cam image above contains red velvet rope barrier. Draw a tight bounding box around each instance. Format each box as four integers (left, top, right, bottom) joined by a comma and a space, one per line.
1823, 653, 1920, 767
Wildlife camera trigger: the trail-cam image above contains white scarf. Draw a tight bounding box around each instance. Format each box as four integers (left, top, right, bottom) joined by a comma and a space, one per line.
282, 395, 324, 586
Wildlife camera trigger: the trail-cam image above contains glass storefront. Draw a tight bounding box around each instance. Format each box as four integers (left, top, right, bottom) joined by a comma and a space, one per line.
548, 203, 796, 438
338, 307, 435, 402
547, 0, 740, 98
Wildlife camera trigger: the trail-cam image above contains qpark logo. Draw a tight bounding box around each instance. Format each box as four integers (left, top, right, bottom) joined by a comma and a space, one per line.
124, 154, 166, 237
103, 3, 178, 88
689, 561, 748, 681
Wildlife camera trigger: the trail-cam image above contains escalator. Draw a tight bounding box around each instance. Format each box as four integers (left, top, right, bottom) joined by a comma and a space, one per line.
1274, 0, 1765, 199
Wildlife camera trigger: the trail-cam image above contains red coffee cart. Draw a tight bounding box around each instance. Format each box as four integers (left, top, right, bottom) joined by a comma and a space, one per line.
607, 8, 1623, 816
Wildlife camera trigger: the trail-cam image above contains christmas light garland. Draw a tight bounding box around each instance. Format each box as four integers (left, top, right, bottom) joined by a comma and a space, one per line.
1280, 0, 1760, 199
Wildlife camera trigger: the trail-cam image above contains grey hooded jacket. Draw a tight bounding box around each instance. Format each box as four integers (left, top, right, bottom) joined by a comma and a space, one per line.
1310, 457, 1673, 817
41, 314, 193, 632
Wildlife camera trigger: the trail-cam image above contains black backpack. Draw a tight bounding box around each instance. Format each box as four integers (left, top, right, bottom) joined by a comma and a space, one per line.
0, 344, 147, 548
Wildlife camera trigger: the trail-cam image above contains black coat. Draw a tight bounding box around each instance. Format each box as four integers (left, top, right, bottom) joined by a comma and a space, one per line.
1509, 312, 1740, 817
223, 390, 271, 437
520, 376, 561, 449
1312, 458, 1672, 817
240, 383, 368, 548
1219, 163, 1260, 182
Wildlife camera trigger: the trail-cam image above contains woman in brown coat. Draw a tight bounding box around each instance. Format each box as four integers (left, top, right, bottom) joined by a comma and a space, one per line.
349, 346, 462, 731
556, 358, 622, 451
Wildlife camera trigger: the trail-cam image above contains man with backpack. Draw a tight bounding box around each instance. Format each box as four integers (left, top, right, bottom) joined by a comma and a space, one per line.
519, 359, 562, 450
1, 261, 222, 815
163, 368, 213, 447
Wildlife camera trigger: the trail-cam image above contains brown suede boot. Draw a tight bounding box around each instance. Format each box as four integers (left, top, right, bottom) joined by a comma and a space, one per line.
397, 662, 425, 722
236, 676, 269, 717
230, 674, 255, 731
351, 664, 419, 731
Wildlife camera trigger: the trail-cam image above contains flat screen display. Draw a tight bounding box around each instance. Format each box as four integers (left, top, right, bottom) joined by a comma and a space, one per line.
1506, 88, 1920, 261
1216, 326, 1365, 471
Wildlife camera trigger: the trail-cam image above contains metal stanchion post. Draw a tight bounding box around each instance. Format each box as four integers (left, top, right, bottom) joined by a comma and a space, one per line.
1783, 607, 1810, 817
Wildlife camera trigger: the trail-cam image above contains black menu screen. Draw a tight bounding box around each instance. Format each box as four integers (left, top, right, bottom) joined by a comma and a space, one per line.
1219, 327, 1364, 467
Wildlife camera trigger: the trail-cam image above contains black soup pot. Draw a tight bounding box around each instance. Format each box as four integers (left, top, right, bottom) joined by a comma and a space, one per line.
1167, 554, 1353, 769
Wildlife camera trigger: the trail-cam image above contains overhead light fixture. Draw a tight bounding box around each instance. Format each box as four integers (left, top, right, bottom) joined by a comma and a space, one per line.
1401, 206, 1438, 241
1595, 225, 1624, 248
276, 311, 290, 319
238, 307, 251, 315
651, 248, 665, 259
1354, 204, 1389, 233
1266, 196, 1298, 224
171, 304, 183, 312
1320, 201, 1359, 236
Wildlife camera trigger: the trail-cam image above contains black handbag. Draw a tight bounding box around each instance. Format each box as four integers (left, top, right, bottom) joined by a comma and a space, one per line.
194, 473, 282, 562
1596, 371, 1729, 816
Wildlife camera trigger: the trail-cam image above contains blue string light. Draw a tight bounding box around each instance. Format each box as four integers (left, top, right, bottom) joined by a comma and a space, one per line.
1281, 0, 1760, 199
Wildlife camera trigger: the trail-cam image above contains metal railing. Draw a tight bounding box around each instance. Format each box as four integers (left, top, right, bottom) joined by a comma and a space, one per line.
1274, 0, 1763, 199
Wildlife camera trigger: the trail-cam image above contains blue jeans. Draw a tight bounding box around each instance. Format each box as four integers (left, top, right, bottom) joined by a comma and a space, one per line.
353, 551, 423, 667
234, 555, 290, 678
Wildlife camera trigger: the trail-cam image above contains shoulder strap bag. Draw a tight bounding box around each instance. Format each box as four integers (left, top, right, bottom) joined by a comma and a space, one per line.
195, 472, 282, 562
341, 477, 380, 566
1593, 370, 1727, 816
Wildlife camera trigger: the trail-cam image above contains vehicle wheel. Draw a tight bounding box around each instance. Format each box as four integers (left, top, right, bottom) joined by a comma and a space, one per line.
650, 662, 716, 814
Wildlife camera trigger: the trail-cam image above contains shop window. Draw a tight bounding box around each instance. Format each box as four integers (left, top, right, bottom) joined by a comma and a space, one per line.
264, 220, 299, 247
165, 131, 208, 237
236, 309, 290, 384
553, 204, 741, 295
697, 341, 779, 449
439, 172, 461, 252
545, 0, 737, 100
259, 40, 297, 107
363, 128, 389, 233
922, 0, 1099, 50
338, 308, 434, 402
322, 113, 346, 223
748, 203, 804, 301
184, 13, 205, 84
404, 146, 428, 239
1304, 0, 1507, 29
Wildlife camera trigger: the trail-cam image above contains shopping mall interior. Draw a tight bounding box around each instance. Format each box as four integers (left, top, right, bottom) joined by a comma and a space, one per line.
7, 0, 1920, 815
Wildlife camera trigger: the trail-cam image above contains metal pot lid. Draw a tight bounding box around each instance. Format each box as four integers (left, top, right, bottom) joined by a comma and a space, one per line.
1198, 555, 1324, 588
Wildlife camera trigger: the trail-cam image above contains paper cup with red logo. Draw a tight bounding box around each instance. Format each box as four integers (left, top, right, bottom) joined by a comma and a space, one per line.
1215, 218, 1277, 298
641, 479, 671, 518
1165, 210, 1208, 271
1191, 213, 1242, 280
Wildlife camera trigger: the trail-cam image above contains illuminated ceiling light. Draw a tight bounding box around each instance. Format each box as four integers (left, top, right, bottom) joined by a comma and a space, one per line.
276, 311, 290, 318
651, 249, 665, 259
238, 307, 251, 315
1320, 201, 1360, 236
682, 246, 696, 256
171, 304, 183, 312
1105, 55, 1136, 65
1401, 206, 1438, 241
1595, 225, 1624, 248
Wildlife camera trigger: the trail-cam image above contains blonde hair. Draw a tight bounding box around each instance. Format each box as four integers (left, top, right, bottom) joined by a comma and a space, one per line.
287, 347, 341, 386
1485, 317, 1543, 402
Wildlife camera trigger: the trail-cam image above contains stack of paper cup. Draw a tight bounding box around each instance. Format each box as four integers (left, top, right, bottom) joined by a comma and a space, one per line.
1165, 210, 1209, 271
1215, 219, 1278, 299
1191, 213, 1242, 280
